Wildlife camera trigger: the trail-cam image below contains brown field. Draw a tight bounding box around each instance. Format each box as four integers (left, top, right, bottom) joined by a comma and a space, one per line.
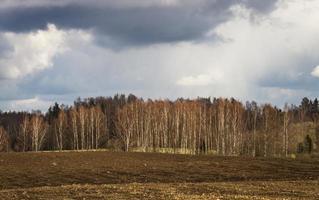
0, 151, 318, 199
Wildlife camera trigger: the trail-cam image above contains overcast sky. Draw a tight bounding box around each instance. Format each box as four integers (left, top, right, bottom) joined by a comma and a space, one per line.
0, 0, 319, 111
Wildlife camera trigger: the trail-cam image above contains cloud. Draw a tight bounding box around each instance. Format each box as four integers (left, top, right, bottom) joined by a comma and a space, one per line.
205, 0, 319, 103
177, 74, 214, 86
0, 23, 93, 81
0, 0, 277, 10
0, 0, 278, 47
0, 0, 182, 9
0, 24, 92, 103
177, 69, 225, 86
0, 24, 67, 80
2, 97, 52, 112
311, 65, 319, 77
1, 0, 319, 111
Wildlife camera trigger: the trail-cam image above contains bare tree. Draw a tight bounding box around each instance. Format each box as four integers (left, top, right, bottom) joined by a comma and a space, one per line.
30, 113, 47, 152
18, 115, 30, 152
116, 104, 134, 151
78, 106, 87, 150
70, 107, 79, 150
56, 110, 66, 150
283, 103, 291, 157
0, 126, 9, 152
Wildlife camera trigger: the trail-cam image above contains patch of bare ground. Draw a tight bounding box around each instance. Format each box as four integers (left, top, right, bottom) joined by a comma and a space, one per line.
0, 151, 318, 199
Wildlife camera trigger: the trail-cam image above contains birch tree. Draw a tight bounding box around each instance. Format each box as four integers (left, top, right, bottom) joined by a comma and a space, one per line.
0, 126, 9, 152
30, 114, 47, 151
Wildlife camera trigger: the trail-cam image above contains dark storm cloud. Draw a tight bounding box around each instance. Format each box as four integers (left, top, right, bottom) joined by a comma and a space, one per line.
239, 0, 278, 12
0, 5, 218, 45
0, 0, 278, 46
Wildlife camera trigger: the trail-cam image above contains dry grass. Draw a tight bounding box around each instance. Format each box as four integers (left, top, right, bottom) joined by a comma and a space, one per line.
0, 181, 318, 200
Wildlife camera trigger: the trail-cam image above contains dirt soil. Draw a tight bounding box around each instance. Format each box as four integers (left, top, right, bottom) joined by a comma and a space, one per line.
0, 151, 318, 199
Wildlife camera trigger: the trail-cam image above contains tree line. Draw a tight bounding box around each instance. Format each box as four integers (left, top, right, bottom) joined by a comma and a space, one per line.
0, 95, 318, 157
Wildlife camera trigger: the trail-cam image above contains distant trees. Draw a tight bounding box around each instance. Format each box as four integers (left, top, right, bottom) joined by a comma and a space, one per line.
0, 95, 318, 156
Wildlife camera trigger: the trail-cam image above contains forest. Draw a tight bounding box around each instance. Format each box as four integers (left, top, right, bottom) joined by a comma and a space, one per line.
0, 94, 318, 157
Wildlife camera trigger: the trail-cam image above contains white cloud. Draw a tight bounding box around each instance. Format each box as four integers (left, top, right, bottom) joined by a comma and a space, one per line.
210, 1, 319, 79
0, 24, 92, 80
311, 65, 319, 77
181, 0, 319, 101
3, 97, 51, 112
177, 69, 224, 86
177, 74, 213, 86
0, 24, 67, 79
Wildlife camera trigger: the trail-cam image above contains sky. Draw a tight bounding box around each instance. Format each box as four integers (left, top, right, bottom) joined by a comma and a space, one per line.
0, 0, 319, 111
